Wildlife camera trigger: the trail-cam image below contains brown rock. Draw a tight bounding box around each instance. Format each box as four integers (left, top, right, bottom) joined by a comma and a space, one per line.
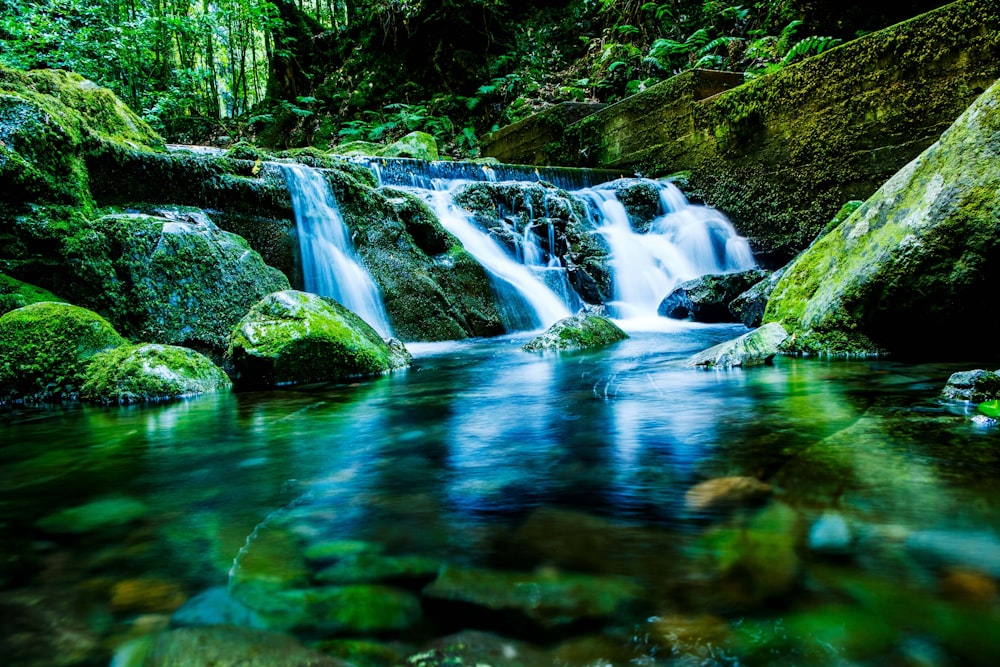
684, 476, 772, 513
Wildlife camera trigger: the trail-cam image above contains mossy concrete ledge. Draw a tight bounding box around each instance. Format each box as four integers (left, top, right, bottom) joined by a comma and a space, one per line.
763, 78, 1000, 358
226, 290, 412, 388
483, 1, 1000, 266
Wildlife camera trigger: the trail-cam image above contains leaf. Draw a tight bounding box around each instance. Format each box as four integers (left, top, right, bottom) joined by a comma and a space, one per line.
978, 400, 1000, 418
251, 157, 262, 176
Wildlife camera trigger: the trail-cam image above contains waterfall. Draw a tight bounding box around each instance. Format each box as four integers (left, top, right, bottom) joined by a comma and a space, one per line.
418, 185, 574, 331
282, 164, 394, 337
576, 180, 756, 320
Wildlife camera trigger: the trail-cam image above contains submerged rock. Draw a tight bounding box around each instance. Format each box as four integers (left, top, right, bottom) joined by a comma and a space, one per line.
522, 312, 628, 352
226, 290, 411, 388
807, 512, 854, 555
685, 322, 788, 369
940, 369, 1000, 403
115, 625, 345, 667
314, 553, 441, 585
81, 343, 231, 404
764, 79, 1000, 356
659, 270, 769, 322
422, 566, 643, 632
36, 496, 148, 534
66, 212, 289, 357
0, 301, 127, 401
0, 589, 104, 667
684, 476, 773, 514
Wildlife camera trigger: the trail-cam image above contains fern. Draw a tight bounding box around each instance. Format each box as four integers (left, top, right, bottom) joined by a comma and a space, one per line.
781, 36, 842, 65
777, 19, 803, 54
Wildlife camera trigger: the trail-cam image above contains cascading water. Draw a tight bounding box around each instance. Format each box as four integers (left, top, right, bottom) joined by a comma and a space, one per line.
281, 163, 394, 337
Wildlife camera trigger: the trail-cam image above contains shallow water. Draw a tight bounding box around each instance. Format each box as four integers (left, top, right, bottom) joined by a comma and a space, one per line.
3, 324, 1000, 666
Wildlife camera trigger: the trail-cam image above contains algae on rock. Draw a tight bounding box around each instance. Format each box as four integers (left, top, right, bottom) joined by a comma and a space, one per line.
81, 343, 231, 404
226, 290, 412, 388
764, 78, 1000, 357
523, 312, 628, 352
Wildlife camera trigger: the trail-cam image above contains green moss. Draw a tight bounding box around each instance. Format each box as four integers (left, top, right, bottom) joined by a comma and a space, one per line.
226, 290, 411, 388
224, 141, 266, 162
81, 343, 231, 404
0, 301, 127, 401
0, 273, 66, 315
379, 131, 439, 161
523, 313, 628, 352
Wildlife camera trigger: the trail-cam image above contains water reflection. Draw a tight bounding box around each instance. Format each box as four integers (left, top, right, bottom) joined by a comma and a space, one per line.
2, 328, 1000, 666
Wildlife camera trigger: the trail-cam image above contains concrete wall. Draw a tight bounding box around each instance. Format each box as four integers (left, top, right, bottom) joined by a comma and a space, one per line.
481, 0, 1000, 266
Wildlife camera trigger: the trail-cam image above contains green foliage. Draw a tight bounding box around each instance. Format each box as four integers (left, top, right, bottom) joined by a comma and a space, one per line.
979, 400, 1000, 418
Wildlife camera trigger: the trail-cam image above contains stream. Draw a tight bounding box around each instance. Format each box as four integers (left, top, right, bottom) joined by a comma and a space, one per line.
3, 324, 1000, 665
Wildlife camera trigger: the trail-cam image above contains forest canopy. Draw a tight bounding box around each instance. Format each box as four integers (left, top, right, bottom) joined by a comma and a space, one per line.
0, 0, 950, 153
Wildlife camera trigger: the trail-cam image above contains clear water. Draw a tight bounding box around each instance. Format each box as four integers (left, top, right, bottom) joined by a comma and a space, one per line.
3, 325, 1000, 666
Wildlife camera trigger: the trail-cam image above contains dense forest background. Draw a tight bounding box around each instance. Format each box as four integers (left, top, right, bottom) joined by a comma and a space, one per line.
0, 0, 950, 155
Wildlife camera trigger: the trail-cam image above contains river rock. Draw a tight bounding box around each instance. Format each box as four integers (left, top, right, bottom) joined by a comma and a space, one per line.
110, 578, 188, 614
807, 511, 853, 555
170, 586, 262, 628
402, 631, 549, 667
36, 496, 148, 534
226, 290, 411, 387
0, 589, 103, 667
646, 613, 732, 655
685, 476, 773, 513
422, 565, 644, 632
728, 267, 785, 327
0, 273, 66, 316
685, 322, 788, 369
940, 369, 1000, 403
659, 270, 769, 322
380, 131, 439, 160
114, 625, 346, 667
0, 301, 127, 401
314, 553, 441, 585
522, 312, 628, 352
80, 343, 230, 404
764, 79, 1000, 356
65, 212, 289, 357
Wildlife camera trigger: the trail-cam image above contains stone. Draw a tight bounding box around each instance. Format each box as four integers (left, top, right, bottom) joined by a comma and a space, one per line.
110, 578, 188, 614
314, 553, 441, 585
522, 312, 628, 352
65, 212, 289, 357
170, 586, 262, 628
36, 496, 148, 534
225, 290, 411, 388
80, 343, 231, 404
764, 78, 1000, 356
647, 613, 731, 654
684, 476, 773, 514
115, 625, 346, 667
659, 269, 769, 322
685, 322, 788, 369
422, 565, 643, 630
402, 631, 548, 667
379, 131, 439, 161
0, 589, 103, 667
0, 302, 127, 401
940, 369, 1000, 403
0, 273, 66, 316
728, 267, 785, 328
807, 512, 853, 555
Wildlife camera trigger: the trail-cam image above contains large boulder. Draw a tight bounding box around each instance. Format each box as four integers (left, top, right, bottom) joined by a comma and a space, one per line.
764, 79, 1000, 357
0, 301, 127, 401
727, 268, 784, 327
80, 343, 231, 404
940, 369, 1000, 403
522, 312, 628, 352
65, 211, 289, 357
659, 269, 769, 322
686, 322, 788, 369
226, 290, 411, 388
0, 273, 65, 315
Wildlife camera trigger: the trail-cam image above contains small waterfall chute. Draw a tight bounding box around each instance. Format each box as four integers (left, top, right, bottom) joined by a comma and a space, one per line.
282, 163, 394, 337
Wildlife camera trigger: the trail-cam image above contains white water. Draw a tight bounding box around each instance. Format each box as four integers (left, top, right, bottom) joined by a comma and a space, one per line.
576, 181, 756, 321
417, 184, 574, 331
282, 164, 394, 337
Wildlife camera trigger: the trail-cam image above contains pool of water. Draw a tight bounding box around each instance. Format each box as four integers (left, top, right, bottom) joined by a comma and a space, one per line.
2, 323, 1000, 666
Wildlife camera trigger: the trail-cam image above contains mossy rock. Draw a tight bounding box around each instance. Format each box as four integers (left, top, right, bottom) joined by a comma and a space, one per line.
0, 301, 127, 401
659, 270, 770, 322
379, 131, 439, 161
35, 495, 148, 534
225, 290, 412, 388
80, 343, 231, 404
64, 211, 289, 356
331, 140, 382, 158
764, 78, 1000, 357
225, 141, 267, 161
0, 273, 66, 315
522, 312, 628, 352
686, 322, 788, 369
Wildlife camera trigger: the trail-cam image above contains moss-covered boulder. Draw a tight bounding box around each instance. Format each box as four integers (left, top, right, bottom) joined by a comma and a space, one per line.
727, 268, 785, 328
0, 301, 127, 401
659, 270, 769, 322
940, 369, 1000, 403
65, 212, 289, 356
686, 322, 788, 369
380, 131, 439, 161
763, 78, 1000, 357
81, 343, 231, 404
226, 290, 411, 388
325, 169, 505, 340
522, 312, 628, 352
0, 273, 65, 315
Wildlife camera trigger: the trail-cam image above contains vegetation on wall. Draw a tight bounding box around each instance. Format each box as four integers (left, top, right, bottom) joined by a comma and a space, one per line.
0, 0, 952, 155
